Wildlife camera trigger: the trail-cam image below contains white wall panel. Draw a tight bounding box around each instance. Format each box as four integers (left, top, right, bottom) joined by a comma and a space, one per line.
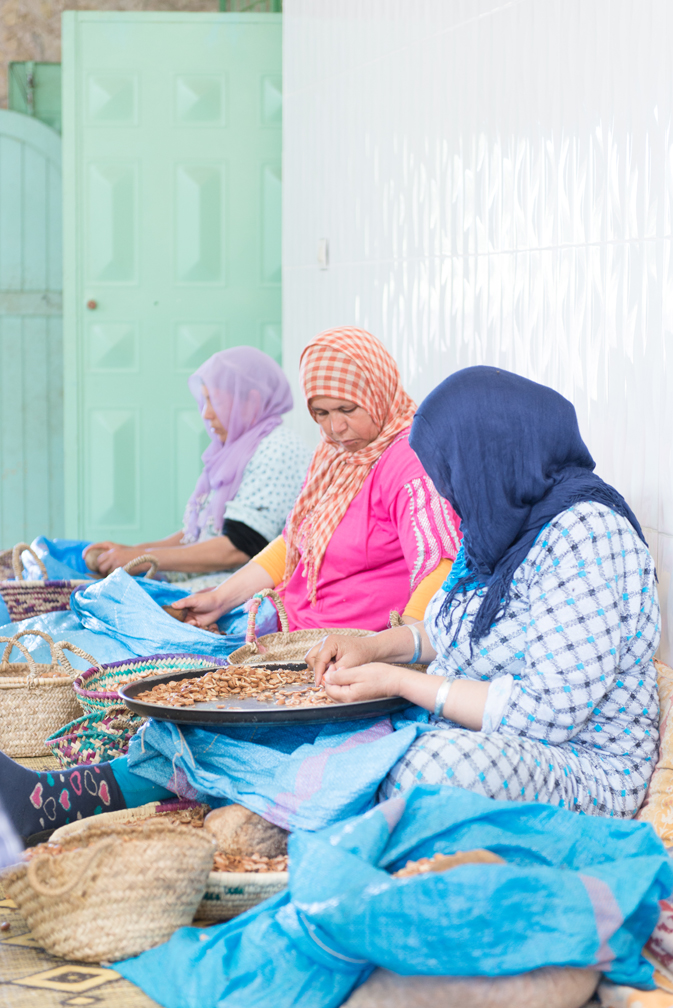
283, 0, 673, 659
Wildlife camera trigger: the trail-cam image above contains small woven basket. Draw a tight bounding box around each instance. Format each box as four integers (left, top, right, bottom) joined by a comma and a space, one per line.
3, 817, 216, 962
227, 588, 372, 666
73, 652, 229, 713
0, 543, 90, 622
0, 629, 95, 757
45, 705, 145, 768
51, 803, 288, 923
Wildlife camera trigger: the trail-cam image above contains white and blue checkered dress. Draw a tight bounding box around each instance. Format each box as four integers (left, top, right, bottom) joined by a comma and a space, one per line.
381, 502, 660, 818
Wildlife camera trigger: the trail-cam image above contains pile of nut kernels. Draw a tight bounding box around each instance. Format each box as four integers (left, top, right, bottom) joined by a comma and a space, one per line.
133, 665, 338, 709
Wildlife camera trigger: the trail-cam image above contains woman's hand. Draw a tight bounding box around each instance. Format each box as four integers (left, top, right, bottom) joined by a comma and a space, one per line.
171, 560, 275, 626
306, 623, 437, 685
95, 546, 148, 576
84, 541, 124, 556
171, 586, 227, 627
306, 634, 382, 684
322, 663, 404, 703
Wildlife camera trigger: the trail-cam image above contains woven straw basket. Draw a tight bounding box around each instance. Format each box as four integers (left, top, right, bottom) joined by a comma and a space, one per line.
45, 705, 145, 768
3, 817, 216, 962
73, 652, 229, 713
0, 629, 96, 757
0, 543, 89, 622
227, 588, 372, 666
52, 804, 289, 922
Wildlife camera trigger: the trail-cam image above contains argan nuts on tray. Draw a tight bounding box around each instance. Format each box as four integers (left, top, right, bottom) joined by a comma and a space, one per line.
132, 665, 339, 709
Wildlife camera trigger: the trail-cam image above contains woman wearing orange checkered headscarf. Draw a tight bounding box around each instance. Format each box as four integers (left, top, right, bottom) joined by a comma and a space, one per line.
174, 327, 461, 632
283, 327, 417, 602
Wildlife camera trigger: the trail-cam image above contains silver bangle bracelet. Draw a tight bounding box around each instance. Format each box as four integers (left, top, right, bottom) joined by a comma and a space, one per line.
433, 678, 452, 718
407, 622, 422, 664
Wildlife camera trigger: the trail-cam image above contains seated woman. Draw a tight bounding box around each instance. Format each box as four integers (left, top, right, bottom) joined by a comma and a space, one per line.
0, 328, 462, 843
172, 326, 462, 630
84, 347, 312, 586
307, 366, 659, 818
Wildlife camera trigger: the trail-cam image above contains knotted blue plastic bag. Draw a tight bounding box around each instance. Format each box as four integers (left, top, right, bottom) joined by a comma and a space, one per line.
0, 568, 278, 666
117, 785, 673, 1008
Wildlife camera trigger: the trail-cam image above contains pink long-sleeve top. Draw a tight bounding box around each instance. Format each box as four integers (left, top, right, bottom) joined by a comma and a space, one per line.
262, 432, 461, 632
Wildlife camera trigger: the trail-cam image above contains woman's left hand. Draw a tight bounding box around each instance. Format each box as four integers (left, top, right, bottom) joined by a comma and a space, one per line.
323, 663, 405, 704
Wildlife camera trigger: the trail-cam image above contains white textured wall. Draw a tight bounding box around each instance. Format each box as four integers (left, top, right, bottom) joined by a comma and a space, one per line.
282, 0, 673, 660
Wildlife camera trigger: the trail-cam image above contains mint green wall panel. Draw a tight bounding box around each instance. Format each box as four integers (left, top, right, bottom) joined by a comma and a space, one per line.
0, 110, 63, 545
62, 13, 282, 541
8, 63, 62, 135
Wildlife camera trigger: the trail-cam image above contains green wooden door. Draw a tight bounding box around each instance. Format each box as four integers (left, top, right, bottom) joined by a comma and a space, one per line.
62, 12, 282, 542
0, 110, 63, 546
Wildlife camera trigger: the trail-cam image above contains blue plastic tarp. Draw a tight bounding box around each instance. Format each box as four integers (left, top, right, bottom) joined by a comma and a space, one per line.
0, 567, 278, 667
126, 709, 431, 831
117, 785, 673, 1008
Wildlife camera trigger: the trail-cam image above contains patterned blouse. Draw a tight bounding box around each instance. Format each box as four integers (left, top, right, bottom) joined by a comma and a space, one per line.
183, 426, 312, 544
425, 502, 660, 795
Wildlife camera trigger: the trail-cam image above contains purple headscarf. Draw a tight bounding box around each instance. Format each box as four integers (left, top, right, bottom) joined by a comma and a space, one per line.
183, 347, 293, 542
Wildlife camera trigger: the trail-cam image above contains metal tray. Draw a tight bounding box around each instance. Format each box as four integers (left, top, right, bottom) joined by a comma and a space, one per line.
118, 661, 410, 726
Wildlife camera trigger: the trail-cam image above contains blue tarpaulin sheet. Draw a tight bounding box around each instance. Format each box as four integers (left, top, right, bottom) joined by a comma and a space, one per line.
0, 567, 278, 667
117, 785, 673, 1008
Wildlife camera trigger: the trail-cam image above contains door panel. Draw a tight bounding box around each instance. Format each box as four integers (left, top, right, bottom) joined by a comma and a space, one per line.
0, 110, 63, 545
62, 12, 282, 541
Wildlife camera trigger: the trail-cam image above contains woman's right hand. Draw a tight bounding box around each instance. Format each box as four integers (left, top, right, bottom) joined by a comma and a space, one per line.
171, 587, 228, 627
306, 634, 382, 685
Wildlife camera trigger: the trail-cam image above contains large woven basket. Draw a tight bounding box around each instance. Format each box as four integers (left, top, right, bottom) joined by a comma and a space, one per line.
227, 588, 372, 666
0, 629, 95, 757
3, 817, 216, 962
51, 803, 289, 922
45, 705, 145, 768
0, 543, 89, 622
73, 652, 228, 713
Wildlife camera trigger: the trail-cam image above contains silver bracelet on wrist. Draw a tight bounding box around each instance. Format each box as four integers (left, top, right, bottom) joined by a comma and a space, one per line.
433, 678, 452, 718
407, 622, 422, 664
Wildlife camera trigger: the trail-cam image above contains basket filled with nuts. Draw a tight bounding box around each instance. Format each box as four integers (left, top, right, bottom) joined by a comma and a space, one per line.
73, 652, 228, 712
119, 660, 410, 725
51, 800, 289, 923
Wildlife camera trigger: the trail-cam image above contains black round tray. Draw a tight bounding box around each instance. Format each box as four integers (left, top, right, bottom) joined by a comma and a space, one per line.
118, 661, 410, 726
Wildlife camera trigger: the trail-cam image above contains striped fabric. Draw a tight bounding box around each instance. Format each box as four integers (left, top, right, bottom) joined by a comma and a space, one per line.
283, 328, 416, 602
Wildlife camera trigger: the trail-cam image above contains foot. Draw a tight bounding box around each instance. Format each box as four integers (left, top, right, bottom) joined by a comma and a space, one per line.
0, 752, 126, 844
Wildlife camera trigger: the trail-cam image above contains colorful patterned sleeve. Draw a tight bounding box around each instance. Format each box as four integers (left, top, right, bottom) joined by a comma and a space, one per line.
483, 505, 659, 749
385, 436, 461, 592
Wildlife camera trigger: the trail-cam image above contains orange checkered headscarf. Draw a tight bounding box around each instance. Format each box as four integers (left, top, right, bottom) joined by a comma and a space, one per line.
283, 327, 416, 603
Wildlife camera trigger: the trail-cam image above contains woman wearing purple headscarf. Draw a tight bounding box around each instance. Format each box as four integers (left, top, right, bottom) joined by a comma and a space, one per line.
85, 348, 311, 581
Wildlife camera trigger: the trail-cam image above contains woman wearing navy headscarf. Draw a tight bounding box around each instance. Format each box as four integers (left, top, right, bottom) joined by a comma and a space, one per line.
308, 366, 659, 818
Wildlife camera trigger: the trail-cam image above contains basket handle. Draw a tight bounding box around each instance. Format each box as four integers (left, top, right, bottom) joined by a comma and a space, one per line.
0, 635, 41, 680
245, 588, 290, 651
389, 610, 404, 627
53, 641, 102, 680
12, 543, 47, 582
26, 836, 117, 898
0, 628, 60, 677
122, 554, 159, 579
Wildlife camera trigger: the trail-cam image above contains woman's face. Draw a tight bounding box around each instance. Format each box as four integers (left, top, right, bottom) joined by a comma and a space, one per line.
202, 386, 228, 443
309, 396, 380, 452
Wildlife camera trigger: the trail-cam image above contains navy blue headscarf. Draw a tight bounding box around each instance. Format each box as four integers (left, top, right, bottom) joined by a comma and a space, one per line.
409, 366, 646, 644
